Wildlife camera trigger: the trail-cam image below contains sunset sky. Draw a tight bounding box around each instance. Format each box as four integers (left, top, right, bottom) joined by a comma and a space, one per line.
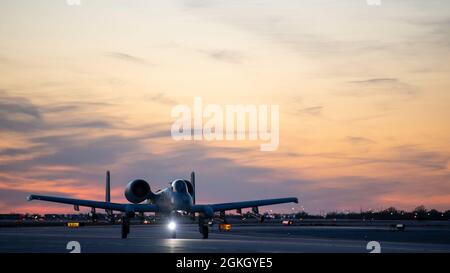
0, 0, 449, 214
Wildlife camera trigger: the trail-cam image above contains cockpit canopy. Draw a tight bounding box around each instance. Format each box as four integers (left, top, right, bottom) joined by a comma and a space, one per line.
171, 179, 188, 193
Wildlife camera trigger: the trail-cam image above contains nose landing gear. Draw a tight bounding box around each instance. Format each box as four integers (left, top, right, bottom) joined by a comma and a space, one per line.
168, 221, 177, 238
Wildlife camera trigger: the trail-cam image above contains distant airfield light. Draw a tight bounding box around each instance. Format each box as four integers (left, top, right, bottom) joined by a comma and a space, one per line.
168, 221, 176, 230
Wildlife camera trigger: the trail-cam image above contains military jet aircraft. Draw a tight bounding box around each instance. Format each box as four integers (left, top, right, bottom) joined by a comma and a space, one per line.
27, 171, 298, 239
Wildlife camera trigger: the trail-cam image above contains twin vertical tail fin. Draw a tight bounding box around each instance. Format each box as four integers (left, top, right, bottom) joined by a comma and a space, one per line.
105, 170, 113, 216
106, 170, 111, 202
190, 171, 196, 205
190, 171, 196, 221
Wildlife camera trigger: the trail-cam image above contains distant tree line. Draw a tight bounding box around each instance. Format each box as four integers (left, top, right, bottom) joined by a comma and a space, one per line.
1, 205, 449, 221
298, 206, 450, 221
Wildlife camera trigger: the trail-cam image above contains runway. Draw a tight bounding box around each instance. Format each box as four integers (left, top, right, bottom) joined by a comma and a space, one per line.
0, 224, 449, 253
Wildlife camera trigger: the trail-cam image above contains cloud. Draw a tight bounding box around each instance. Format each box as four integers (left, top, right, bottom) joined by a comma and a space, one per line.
0, 148, 30, 157
297, 106, 323, 116
345, 78, 418, 98
198, 49, 244, 63
42, 105, 80, 113
284, 143, 448, 174
57, 120, 115, 130
0, 189, 38, 212
105, 52, 149, 64
146, 93, 177, 105
0, 91, 42, 132
345, 136, 376, 146
0, 91, 41, 119
0, 92, 120, 133
0, 92, 123, 133
349, 78, 397, 85
34, 135, 140, 166
389, 144, 449, 170
41, 101, 112, 114
402, 17, 450, 47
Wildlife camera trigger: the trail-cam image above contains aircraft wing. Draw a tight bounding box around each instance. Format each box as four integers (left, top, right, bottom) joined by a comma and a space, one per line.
210, 197, 298, 211
192, 197, 298, 213
27, 195, 159, 213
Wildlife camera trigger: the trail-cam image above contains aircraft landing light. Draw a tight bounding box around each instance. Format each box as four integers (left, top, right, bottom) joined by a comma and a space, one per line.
168, 221, 176, 230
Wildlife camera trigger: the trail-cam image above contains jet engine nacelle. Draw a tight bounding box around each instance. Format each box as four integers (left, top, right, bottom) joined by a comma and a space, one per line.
183, 180, 195, 197
124, 179, 153, 204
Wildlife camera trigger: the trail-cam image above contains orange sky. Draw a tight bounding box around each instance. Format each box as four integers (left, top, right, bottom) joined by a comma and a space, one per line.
0, 0, 449, 214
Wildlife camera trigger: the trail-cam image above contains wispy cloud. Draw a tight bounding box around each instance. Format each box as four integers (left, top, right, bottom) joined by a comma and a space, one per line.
146, 93, 177, 105
198, 49, 244, 63
105, 52, 149, 64
345, 136, 376, 146
0, 91, 42, 132
349, 78, 397, 85
345, 78, 418, 98
0, 91, 40, 119
41, 101, 113, 114
297, 106, 323, 116
402, 17, 450, 47
0, 92, 120, 133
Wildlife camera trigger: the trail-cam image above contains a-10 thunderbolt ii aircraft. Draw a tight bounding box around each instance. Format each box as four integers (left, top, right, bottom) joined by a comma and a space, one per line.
27, 171, 298, 239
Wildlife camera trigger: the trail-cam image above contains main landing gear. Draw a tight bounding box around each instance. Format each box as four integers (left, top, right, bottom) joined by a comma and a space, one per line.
121, 216, 130, 239
198, 217, 209, 239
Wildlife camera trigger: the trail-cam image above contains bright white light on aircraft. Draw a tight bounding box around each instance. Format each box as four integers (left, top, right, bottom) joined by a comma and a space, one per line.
168, 221, 176, 230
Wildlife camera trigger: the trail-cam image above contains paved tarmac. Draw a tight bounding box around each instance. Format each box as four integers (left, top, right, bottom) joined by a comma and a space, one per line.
0, 223, 449, 253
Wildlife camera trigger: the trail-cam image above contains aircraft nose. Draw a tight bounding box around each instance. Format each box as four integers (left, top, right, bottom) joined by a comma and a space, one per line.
173, 193, 192, 209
